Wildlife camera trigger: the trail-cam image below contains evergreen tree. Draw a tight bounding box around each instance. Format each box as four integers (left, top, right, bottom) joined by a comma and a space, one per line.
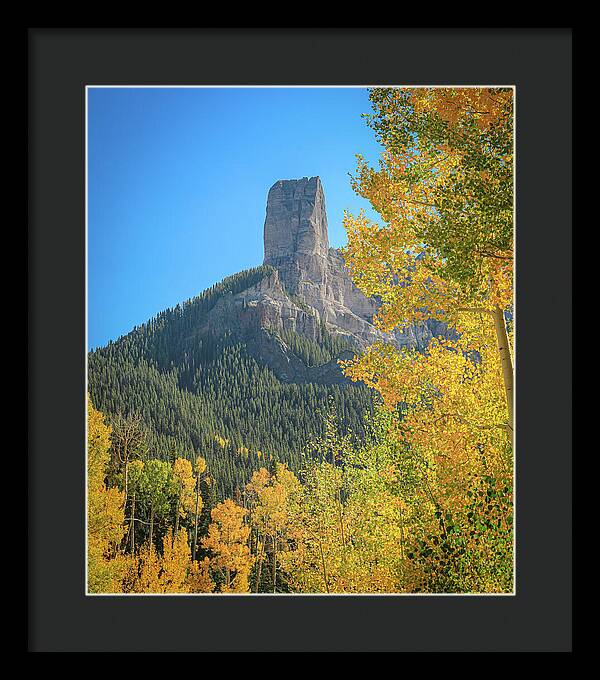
89, 266, 374, 499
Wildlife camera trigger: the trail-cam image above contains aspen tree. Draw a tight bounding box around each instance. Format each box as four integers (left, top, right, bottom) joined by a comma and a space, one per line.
87, 395, 126, 593
139, 459, 172, 551
109, 413, 147, 500
171, 458, 196, 536
343, 87, 514, 431
191, 456, 206, 562
202, 499, 253, 593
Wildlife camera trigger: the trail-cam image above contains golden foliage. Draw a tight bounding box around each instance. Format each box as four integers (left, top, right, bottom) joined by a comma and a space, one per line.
343, 86, 514, 436
202, 499, 254, 593
172, 457, 197, 522
194, 455, 207, 475
87, 395, 126, 593
187, 557, 214, 593
335, 87, 515, 592
125, 530, 197, 594
344, 87, 513, 328
214, 435, 228, 449
275, 421, 411, 593
160, 529, 193, 593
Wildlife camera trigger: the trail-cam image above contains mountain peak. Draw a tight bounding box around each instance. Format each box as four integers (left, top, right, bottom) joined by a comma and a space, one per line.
263, 177, 329, 274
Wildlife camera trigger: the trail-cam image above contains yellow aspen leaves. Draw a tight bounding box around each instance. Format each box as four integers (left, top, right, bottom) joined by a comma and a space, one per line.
202, 499, 254, 593
87, 396, 127, 593
194, 456, 207, 476
172, 458, 196, 517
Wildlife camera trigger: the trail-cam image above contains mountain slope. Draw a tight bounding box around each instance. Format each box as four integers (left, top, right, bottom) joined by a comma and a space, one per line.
88, 176, 443, 498
88, 267, 374, 497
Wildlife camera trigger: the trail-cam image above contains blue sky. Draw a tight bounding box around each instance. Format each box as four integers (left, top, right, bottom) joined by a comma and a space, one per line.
88, 87, 384, 350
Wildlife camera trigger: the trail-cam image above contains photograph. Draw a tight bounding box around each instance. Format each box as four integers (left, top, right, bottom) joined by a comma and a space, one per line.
86, 85, 515, 595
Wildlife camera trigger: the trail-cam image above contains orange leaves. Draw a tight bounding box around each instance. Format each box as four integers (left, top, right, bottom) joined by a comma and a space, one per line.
246, 466, 271, 498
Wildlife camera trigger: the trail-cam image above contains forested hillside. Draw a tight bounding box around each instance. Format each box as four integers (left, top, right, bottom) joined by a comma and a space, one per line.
88, 266, 373, 499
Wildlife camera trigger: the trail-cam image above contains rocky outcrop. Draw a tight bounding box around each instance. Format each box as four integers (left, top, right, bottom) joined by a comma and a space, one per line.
264, 177, 330, 301
206, 267, 323, 343
199, 176, 446, 383
262, 176, 443, 350
262, 177, 378, 347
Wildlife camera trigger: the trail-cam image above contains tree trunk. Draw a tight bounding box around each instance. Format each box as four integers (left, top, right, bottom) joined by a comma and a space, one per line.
130, 493, 136, 553
149, 507, 154, 551
272, 532, 277, 593
124, 458, 129, 507
192, 478, 200, 562
317, 518, 330, 593
492, 307, 514, 433
174, 495, 181, 537
399, 507, 405, 560
337, 488, 345, 547
255, 535, 265, 593
318, 537, 329, 594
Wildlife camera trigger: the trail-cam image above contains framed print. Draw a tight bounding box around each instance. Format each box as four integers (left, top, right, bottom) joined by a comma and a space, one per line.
29, 28, 572, 652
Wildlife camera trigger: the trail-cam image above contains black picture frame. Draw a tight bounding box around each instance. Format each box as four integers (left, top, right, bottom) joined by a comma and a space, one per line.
28, 28, 572, 652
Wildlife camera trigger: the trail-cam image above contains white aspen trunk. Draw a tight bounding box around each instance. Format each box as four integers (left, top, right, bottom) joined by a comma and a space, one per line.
337, 488, 345, 547
318, 537, 329, 594
399, 508, 405, 561
192, 477, 200, 562
174, 494, 181, 537
317, 518, 330, 593
272, 532, 277, 593
130, 492, 136, 553
492, 307, 514, 433
255, 534, 265, 593
149, 507, 154, 552
124, 458, 129, 507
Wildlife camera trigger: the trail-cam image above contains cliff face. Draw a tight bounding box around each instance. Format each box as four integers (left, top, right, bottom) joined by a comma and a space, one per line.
199, 176, 445, 382
264, 177, 330, 298
263, 177, 379, 346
